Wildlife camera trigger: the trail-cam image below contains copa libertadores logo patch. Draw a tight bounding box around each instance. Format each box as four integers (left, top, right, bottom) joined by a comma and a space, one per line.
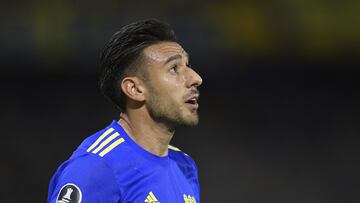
56, 183, 82, 203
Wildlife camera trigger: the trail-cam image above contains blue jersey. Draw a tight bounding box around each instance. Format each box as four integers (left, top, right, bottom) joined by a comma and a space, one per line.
48, 121, 200, 203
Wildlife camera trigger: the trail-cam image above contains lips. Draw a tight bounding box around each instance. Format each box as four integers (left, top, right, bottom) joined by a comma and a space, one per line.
185, 95, 199, 109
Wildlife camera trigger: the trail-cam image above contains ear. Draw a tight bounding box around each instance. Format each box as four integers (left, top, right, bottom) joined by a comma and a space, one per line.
120, 77, 146, 102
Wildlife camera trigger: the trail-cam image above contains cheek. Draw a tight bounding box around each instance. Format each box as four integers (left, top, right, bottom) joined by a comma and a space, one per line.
150, 73, 185, 101
159, 85, 184, 107
164, 76, 184, 88
154, 77, 177, 94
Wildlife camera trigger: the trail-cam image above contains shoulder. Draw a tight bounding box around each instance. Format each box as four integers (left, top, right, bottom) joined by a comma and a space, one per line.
57, 123, 136, 180
48, 154, 121, 203
48, 122, 134, 203
168, 145, 195, 163
78, 125, 125, 157
168, 145, 199, 175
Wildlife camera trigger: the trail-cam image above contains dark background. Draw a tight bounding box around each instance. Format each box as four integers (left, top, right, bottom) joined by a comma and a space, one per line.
1, 1, 359, 202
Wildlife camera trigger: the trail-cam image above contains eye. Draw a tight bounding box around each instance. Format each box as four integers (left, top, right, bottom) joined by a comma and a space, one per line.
169, 64, 178, 74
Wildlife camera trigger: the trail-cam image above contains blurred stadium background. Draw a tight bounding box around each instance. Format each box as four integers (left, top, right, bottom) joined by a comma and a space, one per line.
1, 0, 359, 202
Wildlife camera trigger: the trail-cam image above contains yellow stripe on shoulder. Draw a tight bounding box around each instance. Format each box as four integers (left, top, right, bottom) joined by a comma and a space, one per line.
87, 128, 126, 157
99, 137, 125, 157
87, 128, 114, 152
92, 132, 120, 154
168, 145, 181, 151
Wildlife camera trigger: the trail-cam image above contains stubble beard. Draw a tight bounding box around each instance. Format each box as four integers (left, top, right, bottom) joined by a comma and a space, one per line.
146, 84, 199, 129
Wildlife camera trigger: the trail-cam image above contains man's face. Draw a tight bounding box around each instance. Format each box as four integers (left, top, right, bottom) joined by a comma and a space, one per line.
141, 41, 203, 127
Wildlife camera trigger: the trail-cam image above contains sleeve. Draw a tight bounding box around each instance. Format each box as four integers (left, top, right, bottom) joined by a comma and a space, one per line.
48, 154, 121, 203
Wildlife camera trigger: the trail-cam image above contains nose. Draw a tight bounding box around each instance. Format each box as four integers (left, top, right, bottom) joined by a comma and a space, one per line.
185, 67, 203, 88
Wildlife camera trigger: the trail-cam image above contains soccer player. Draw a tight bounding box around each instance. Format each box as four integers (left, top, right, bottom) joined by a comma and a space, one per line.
48, 19, 203, 203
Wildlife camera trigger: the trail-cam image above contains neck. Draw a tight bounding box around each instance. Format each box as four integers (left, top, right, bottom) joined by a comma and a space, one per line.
118, 110, 174, 157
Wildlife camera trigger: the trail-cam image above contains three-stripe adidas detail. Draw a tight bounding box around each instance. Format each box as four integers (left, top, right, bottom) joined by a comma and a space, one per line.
87, 128, 125, 157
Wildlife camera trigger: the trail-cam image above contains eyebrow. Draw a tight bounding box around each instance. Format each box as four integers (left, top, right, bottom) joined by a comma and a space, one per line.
164, 53, 189, 65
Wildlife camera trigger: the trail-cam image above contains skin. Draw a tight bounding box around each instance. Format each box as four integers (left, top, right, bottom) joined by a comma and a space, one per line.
118, 41, 203, 157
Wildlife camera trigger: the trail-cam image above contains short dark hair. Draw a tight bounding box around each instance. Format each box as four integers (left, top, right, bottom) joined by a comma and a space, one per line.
99, 19, 177, 111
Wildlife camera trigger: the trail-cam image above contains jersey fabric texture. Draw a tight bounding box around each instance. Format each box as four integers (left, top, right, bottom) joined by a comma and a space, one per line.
48, 121, 200, 203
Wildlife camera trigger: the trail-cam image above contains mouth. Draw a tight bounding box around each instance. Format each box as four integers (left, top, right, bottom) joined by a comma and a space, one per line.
185, 95, 199, 110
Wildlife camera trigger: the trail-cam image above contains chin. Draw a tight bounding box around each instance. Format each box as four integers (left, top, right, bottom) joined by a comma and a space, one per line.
179, 115, 199, 127
185, 120, 199, 127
